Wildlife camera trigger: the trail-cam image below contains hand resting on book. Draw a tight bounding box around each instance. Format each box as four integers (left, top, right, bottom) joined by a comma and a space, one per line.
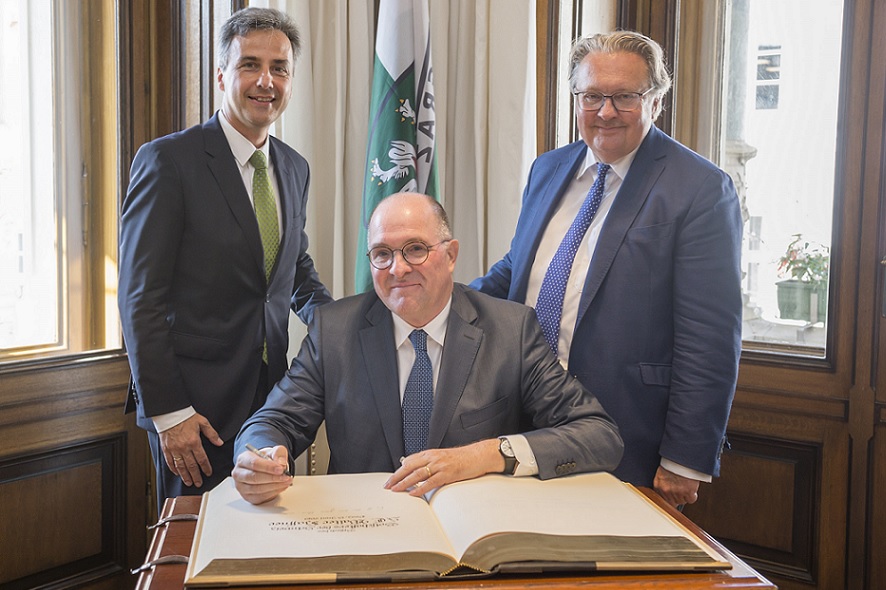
384, 439, 504, 497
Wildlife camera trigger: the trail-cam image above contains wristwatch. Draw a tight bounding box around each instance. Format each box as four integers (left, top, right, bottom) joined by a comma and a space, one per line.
498, 437, 518, 475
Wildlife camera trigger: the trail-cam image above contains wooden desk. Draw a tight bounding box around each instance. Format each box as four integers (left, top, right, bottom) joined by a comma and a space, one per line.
135, 489, 775, 590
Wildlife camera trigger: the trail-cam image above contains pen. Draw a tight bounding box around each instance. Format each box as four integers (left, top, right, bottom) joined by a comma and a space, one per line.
245, 443, 292, 476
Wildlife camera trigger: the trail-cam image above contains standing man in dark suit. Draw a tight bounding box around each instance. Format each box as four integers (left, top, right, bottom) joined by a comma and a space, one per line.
231, 193, 623, 505
471, 31, 742, 507
118, 7, 332, 511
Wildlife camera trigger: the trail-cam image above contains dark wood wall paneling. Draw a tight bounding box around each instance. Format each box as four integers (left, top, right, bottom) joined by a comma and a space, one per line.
0, 356, 144, 589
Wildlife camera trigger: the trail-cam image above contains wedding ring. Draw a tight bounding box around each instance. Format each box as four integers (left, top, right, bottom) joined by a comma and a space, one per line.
424, 465, 432, 479
172, 456, 182, 462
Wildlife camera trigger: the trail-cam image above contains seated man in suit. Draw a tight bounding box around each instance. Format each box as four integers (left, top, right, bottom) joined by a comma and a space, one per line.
232, 192, 624, 504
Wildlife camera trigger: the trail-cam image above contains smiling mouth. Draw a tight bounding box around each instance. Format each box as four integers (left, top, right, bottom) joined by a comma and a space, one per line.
251, 96, 275, 103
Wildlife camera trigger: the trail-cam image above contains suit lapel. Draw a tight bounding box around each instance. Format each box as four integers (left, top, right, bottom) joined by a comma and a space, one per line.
576, 127, 666, 324
359, 298, 406, 464
427, 287, 483, 449
268, 137, 304, 280
511, 141, 587, 301
203, 114, 266, 278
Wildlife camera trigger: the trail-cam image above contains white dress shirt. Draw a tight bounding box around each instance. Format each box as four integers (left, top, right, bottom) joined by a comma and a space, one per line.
391, 298, 538, 476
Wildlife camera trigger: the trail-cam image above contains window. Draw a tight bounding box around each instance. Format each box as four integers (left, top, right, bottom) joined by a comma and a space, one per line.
676, 0, 844, 357
0, 0, 120, 363
755, 46, 781, 109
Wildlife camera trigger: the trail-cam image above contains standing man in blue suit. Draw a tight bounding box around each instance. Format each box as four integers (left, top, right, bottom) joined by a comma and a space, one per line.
118, 7, 332, 511
471, 31, 742, 507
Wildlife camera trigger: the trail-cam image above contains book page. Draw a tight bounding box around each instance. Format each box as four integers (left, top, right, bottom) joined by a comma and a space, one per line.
429, 472, 715, 562
191, 474, 457, 576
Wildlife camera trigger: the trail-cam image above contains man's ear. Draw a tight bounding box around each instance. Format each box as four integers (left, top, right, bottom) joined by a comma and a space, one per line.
446, 239, 460, 270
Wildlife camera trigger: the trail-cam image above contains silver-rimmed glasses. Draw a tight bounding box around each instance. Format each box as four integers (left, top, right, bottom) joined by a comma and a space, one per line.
572, 88, 654, 112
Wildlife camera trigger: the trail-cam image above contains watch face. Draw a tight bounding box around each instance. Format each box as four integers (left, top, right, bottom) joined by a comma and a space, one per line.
499, 438, 515, 457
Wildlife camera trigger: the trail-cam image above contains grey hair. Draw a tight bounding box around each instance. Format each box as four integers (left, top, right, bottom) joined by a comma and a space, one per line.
218, 7, 301, 70
568, 30, 672, 119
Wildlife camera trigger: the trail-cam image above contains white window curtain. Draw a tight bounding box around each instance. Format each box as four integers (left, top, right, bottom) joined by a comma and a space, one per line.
264, 0, 537, 297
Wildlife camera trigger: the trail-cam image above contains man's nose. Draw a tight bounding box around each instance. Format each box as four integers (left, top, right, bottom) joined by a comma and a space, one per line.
257, 70, 274, 88
388, 252, 413, 277
596, 97, 618, 118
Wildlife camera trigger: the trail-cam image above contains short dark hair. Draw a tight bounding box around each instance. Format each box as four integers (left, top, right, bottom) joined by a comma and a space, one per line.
218, 7, 301, 70
568, 30, 672, 120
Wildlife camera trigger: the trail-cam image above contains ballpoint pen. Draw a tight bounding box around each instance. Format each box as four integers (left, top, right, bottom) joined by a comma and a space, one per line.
245, 443, 292, 476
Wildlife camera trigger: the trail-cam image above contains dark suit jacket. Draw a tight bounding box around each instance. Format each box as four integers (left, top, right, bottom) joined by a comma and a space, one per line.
236, 284, 624, 478
118, 112, 332, 441
470, 126, 742, 486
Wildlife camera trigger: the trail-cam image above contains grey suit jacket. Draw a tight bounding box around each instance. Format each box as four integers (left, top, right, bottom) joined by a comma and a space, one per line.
236, 284, 624, 478
119, 112, 332, 441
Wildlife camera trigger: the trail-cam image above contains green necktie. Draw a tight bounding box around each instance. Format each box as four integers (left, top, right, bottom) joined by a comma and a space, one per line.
249, 149, 280, 364
249, 149, 280, 281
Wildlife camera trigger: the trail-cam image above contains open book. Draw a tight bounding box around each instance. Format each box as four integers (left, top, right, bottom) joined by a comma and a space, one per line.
184, 472, 730, 586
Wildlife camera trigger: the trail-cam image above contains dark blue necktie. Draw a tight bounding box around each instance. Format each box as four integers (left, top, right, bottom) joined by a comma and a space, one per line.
535, 163, 611, 355
402, 329, 433, 456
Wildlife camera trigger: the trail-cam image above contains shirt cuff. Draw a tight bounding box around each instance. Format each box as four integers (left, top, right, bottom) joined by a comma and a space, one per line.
660, 458, 712, 483
505, 434, 539, 477
152, 406, 196, 433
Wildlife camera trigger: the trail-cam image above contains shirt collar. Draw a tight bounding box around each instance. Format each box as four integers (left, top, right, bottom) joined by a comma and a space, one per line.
218, 110, 270, 167
391, 296, 452, 350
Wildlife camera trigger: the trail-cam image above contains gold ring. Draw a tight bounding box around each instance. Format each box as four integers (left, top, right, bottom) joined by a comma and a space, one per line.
424, 465, 432, 479
172, 456, 182, 462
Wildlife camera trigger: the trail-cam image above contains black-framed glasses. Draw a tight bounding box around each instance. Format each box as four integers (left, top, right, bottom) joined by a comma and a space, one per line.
366, 240, 451, 270
572, 88, 654, 112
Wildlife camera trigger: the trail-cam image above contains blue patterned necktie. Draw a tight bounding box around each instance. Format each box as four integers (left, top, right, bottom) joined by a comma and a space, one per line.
535, 163, 611, 356
402, 329, 433, 456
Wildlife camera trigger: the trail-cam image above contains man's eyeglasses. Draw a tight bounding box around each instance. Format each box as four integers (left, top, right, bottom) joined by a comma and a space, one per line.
572, 88, 654, 112
367, 240, 451, 270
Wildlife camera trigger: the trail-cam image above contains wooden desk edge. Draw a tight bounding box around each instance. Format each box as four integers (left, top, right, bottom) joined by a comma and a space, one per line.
135, 487, 777, 590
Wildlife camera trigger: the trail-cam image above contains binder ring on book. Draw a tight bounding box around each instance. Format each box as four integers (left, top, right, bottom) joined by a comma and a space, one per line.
148, 513, 199, 530
130, 554, 189, 575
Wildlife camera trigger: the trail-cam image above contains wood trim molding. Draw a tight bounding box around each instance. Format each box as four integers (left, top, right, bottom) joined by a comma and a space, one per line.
537, 0, 560, 155
616, 0, 678, 136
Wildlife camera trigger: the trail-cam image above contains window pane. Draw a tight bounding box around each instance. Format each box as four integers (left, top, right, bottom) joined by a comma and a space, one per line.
724, 0, 843, 356
0, 0, 120, 362
0, 0, 59, 352
676, 0, 842, 357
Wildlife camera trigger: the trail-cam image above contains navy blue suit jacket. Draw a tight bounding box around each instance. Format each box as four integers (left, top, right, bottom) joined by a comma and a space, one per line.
119, 112, 332, 441
471, 126, 742, 486
237, 284, 624, 478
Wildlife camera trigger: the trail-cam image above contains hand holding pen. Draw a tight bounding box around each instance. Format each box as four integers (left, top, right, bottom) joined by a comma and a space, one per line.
245, 443, 293, 476
233, 444, 294, 505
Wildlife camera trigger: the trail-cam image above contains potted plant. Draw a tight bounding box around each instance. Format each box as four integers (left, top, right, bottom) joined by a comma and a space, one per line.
775, 233, 830, 322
